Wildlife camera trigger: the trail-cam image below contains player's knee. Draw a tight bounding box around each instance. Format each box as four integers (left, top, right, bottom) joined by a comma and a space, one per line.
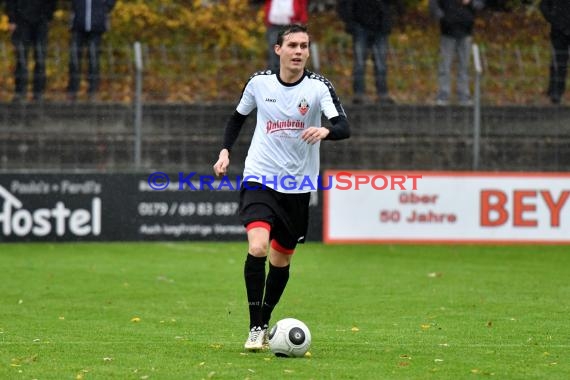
270, 250, 292, 267
249, 240, 269, 257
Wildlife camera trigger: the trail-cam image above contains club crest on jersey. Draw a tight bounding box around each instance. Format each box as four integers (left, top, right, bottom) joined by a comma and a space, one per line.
298, 98, 310, 116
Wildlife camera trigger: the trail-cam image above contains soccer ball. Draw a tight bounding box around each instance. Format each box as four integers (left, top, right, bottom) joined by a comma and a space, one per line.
268, 318, 311, 358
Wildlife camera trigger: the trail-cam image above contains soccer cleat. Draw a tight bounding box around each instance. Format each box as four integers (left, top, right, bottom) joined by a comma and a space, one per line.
244, 326, 266, 351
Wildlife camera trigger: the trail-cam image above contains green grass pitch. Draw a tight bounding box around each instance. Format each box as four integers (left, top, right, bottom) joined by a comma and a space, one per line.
1, 242, 569, 379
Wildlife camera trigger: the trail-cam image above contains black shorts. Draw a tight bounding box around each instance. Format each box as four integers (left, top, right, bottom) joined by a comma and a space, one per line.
239, 182, 311, 250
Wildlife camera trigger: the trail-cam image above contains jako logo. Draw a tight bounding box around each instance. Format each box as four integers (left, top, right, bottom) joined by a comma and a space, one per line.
0, 185, 101, 237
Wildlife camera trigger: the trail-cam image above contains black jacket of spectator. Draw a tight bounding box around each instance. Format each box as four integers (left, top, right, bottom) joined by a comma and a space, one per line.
540, 0, 570, 36
6, 0, 56, 25
429, 0, 484, 38
337, 0, 400, 35
71, 0, 116, 33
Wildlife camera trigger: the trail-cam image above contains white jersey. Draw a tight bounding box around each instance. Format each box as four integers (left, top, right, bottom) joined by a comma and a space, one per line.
236, 70, 345, 194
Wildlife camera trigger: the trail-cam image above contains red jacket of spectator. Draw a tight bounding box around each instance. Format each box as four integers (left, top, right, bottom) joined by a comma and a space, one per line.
264, 0, 308, 26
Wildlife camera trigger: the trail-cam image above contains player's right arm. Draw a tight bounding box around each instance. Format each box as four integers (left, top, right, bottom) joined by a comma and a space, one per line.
213, 74, 259, 177
213, 110, 248, 177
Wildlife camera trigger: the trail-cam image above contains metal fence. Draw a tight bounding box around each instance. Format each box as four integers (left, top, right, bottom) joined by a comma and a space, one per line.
0, 37, 568, 174
0, 39, 559, 105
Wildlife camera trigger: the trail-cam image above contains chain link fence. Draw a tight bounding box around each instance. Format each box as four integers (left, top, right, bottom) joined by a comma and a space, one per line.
0, 35, 568, 174
0, 38, 559, 105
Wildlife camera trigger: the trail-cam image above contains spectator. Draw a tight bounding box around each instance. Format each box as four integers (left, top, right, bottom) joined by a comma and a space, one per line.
6, 0, 57, 103
337, 0, 401, 104
263, 0, 308, 72
429, 0, 484, 105
540, 0, 570, 105
67, 0, 116, 102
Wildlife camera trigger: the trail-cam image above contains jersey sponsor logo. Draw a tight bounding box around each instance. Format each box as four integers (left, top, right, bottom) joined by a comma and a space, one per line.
298, 98, 310, 116
266, 120, 305, 134
265, 98, 277, 103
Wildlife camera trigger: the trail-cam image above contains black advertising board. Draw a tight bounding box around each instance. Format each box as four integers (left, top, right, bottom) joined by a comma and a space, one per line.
0, 173, 322, 242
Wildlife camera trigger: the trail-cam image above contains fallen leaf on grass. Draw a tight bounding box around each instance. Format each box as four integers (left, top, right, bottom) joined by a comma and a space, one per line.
471, 368, 495, 375
156, 275, 175, 283
351, 326, 360, 332
131, 317, 141, 323
11, 355, 38, 366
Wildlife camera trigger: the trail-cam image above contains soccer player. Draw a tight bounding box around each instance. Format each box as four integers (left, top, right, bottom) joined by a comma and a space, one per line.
212, 24, 350, 351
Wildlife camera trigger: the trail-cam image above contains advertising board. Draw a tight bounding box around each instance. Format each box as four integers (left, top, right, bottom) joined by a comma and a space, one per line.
324, 171, 570, 244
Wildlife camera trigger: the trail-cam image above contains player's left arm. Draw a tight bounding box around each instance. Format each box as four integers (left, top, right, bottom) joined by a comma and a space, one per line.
301, 115, 350, 144
305, 77, 351, 142
324, 115, 350, 140
302, 75, 351, 144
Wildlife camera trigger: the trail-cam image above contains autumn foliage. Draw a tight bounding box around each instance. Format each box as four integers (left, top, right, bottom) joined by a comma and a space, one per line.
0, 1, 554, 104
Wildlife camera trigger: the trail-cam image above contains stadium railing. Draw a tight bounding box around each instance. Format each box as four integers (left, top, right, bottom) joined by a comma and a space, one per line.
0, 40, 568, 174
0, 40, 557, 105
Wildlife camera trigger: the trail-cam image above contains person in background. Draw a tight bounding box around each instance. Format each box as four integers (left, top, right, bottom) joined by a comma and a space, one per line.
67, 0, 116, 102
540, 0, 570, 105
337, 0, 402, 104
429, 0, 484, 106
6, 0, 57, 103
263, 0, 308, 72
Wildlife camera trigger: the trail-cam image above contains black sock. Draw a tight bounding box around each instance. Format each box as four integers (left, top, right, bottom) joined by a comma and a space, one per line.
261, 263, 290, 326
244, 253, 267, 329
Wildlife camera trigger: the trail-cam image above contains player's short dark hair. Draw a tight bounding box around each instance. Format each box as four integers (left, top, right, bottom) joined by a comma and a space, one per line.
276, 24, 310, 46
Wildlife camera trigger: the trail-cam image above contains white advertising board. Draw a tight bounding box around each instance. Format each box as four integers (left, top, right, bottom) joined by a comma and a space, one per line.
323, 171, 570, 244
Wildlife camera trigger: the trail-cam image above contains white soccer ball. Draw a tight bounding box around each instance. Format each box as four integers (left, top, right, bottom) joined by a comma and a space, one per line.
268, 318, 312, 358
